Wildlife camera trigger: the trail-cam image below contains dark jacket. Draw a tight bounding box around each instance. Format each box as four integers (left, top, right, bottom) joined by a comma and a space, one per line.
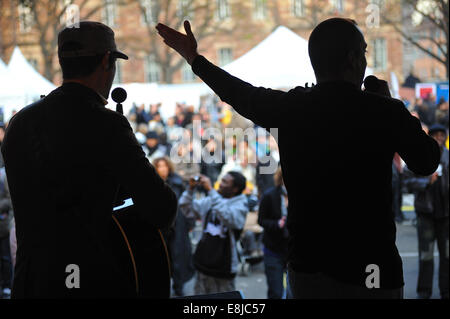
0, 167, 13, 238
192, 55, 440, 289
258, 186, 289, 259
165, 173, 195, 288
1, 83, 177, 298
403, 147, 449, 218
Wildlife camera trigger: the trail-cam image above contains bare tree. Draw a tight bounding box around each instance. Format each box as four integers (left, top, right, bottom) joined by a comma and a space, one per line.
10, 0, 115, 82
134, 0, 245, 83
381, 0, 449, 79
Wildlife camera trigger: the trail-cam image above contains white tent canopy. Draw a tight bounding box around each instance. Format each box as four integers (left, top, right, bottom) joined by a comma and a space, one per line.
8, 46, 56, 96
223, 25, 373, 89
0, 47, 57, 122
0, 56, 30, 122
223, 26, 316, 88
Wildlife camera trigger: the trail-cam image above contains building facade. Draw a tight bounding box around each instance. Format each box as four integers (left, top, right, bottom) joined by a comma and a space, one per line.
0, 0, 446, 88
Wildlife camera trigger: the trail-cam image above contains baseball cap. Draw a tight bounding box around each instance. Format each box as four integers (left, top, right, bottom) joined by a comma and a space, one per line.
58, 21, 128, 60
428, 124, 447, 136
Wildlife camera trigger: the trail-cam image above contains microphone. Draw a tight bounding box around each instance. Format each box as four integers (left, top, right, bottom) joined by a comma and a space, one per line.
363, 75, 380, 92
111, 87, 127, 114
363, 75, 391, 97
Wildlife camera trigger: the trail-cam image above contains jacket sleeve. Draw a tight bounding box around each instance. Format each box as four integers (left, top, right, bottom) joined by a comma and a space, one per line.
192, 55, 291, 129
258, 192, 280, 232
402, 166, 430, 193
393, 102, 440, 176
106, 113, 177, 229
178, 189, 212, 220
209, 190, 248, 230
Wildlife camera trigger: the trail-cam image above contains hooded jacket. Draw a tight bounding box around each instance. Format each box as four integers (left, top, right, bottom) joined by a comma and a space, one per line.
179, 189, 248, 278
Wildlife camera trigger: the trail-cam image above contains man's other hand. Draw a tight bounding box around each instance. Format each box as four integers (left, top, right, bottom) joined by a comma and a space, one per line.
156, 20, 199, 65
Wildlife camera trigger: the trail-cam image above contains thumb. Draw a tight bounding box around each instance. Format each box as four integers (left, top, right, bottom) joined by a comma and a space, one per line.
184, 20, 194, 39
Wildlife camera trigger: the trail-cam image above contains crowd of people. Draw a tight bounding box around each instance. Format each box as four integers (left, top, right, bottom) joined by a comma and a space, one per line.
398, 94, 449, 299
124, 97, 282, 297
0, 85, 448, 299
121, 86, 448, 298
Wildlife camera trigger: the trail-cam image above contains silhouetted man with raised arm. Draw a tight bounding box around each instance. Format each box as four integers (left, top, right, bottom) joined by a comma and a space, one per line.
156, 18, 440, 299
1, 21, 177, 298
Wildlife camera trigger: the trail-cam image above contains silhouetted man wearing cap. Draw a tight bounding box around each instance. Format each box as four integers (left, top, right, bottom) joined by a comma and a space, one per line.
156, 18, 440, 298
1, 21, 177, 298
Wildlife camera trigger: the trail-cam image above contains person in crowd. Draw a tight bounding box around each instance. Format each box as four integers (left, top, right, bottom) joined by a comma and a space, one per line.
156, 17, 440, 299
150, 103, 162, 118
403, 124, 449, 299
218, 141, 257, 193
175, 111, 186, 128
435, 99, 449, 128
179, 172, 248, 295
1, 21, 177, 298
201, 137, 225, 185
186, 113, 204, 138
0, 123, 5, 168
255, 129, 279, 197
414, 95, 436, 127
392, 153, 404, 224
148, 111, 166, 136
165, 116, 185, 146
173, 139, 201, 184
143, 130, 168, 163
0, 167, 13, 299
135, 103, 152, 125
153, 157, 195, 297
258, 167, 289, 299
201, 110, 222, 131
134, 123, 149, 146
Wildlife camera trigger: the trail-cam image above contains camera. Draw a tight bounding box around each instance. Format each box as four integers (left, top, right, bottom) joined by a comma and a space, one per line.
193, 175, 201, 182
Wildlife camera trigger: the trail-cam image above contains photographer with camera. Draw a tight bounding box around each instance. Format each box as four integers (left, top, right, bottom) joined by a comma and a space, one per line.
179, 172, 248, 295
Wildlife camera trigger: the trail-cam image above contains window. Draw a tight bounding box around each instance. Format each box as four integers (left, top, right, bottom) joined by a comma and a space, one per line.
331, 0, 344, 13
113, 59, 122, 84
372, 38, 387, 71
103, 0, 117, 27
145, 55, 160, 83
218, 48, 233, 66
141, 0, 159, 25
216, 0, 231, 20
254, 0, 267, 20
18, 4, 34, 33
182, 62, 196, 82
291, 0, 304, 17
370, 0, 384, 8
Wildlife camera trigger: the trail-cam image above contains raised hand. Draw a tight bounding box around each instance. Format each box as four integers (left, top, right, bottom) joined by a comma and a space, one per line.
156, 20, 199, 65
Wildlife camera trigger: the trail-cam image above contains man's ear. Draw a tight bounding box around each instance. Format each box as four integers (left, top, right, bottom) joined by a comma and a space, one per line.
102, 51, 112, 70
347, 50, 359, 71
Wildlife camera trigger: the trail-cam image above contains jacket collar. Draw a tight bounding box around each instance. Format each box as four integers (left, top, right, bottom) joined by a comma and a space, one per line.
313, 80, 360, 91
61, 82, 108, 106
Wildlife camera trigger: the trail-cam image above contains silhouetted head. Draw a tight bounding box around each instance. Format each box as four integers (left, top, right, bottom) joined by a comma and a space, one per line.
309, 18, 367, 86
218, 171, 246, 198
58, 21, 128, 99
